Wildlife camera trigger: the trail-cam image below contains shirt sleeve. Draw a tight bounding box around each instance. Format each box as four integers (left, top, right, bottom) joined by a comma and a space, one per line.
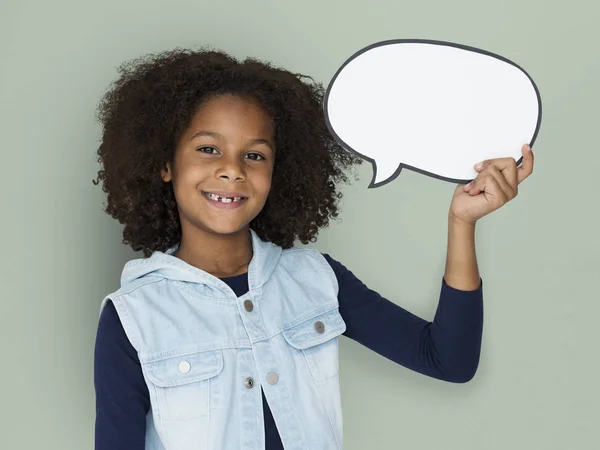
323, 253, 484, 383
94, 301, 149, 450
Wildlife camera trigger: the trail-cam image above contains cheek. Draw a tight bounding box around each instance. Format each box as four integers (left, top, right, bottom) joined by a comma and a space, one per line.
176, 166, 207, 189
259, 170, 273, 195
249, 164, 273, 194
171, 169, 206, 205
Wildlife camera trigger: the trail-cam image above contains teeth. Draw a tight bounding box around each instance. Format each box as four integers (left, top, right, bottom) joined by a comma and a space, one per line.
204, 192, 245, 203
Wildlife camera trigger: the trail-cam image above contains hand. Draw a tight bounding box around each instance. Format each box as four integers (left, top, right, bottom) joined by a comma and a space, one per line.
449, 144, 534, 225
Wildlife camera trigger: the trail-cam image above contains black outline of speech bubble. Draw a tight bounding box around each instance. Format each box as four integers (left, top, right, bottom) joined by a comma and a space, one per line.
323, 39, 543, 188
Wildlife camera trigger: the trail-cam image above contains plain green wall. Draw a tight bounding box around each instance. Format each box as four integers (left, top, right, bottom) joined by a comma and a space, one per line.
1, 0, 598, 448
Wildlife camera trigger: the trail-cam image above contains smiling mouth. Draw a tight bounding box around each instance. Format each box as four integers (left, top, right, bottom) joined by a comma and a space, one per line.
202, 192, 248, 203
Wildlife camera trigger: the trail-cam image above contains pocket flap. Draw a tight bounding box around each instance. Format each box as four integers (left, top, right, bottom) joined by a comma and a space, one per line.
282, 309, 346, 350
144, 350, 223, 387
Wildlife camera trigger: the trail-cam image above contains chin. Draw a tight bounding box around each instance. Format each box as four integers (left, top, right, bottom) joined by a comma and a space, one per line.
203, 221, 251, 237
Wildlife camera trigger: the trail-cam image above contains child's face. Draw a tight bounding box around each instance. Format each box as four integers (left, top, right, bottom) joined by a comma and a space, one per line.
161, 94, 275, 240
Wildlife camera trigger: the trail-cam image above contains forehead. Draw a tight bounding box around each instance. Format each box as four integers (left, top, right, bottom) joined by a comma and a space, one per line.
186, 94, 274, 136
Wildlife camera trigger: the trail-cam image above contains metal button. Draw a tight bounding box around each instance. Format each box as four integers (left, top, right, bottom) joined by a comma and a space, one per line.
314, 321, 325, 334
266, 372, 279, 385
244, 377, 255, 389
244, 300, 254, 312
178, 361, 191, 374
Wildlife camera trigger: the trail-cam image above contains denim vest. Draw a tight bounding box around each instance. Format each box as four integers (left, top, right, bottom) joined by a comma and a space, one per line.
101, 229, 346, 450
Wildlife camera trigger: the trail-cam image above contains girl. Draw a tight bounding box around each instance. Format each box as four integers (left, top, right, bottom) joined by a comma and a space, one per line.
93, 48, 533, 450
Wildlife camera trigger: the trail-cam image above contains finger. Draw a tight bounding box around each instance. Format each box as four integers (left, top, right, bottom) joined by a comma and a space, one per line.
485, 165, 516, 199
465, 158, 518, 196
469, 174, 508, 203
517, 144, 534, 184
476, 157, 518, 185
467, 173, 486, 195
467, 174, 488, 196
475, 157, 517, 172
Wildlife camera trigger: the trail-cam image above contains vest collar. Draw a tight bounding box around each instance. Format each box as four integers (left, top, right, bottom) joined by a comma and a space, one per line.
120, 229, 282, 295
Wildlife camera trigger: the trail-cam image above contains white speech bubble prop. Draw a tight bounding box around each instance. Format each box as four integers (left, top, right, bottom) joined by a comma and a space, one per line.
324, 39, 542, 188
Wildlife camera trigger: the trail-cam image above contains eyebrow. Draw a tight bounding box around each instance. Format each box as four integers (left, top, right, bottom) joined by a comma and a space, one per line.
189, 130, 274, 151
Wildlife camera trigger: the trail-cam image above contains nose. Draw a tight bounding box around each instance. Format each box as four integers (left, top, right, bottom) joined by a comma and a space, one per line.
216, 155, 245, 182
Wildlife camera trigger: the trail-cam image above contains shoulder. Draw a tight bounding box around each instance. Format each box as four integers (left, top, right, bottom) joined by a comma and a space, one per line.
279, 248, 360, 288
277, 247, 340, 291
279, 246, 335, 272
100, 276, 166, 313
319, 253, 349, 279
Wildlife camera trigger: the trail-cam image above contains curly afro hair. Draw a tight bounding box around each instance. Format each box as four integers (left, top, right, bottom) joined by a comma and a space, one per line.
93, 47, 361, 257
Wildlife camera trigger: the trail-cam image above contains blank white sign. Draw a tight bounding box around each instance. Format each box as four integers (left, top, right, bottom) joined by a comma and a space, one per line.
324, 40, 542, 188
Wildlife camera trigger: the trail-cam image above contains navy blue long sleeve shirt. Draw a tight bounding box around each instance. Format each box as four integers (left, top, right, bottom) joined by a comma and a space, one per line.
94, 253, 483, 449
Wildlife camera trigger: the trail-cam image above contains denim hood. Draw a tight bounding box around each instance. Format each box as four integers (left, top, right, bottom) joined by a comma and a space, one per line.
118, 229, 282, 297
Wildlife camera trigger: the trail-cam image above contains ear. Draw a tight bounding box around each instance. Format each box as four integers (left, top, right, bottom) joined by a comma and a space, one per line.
161, 161, 173, 182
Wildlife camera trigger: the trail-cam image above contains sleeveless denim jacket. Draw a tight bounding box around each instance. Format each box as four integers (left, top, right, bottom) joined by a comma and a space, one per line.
101, 229, 346, 450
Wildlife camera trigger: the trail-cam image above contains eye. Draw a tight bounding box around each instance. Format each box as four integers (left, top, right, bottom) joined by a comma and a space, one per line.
197, 146, 219, 154
246, 152, 265, 161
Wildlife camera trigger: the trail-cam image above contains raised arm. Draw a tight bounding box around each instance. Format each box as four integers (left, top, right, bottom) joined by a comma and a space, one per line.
325, 254, 483, 383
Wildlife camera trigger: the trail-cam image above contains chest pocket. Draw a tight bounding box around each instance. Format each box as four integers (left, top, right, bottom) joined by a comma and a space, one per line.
142, 349, 223, 421
282, 308, 346, 384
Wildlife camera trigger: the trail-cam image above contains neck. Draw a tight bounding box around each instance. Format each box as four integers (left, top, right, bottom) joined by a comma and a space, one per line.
175, 226, 253, 278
